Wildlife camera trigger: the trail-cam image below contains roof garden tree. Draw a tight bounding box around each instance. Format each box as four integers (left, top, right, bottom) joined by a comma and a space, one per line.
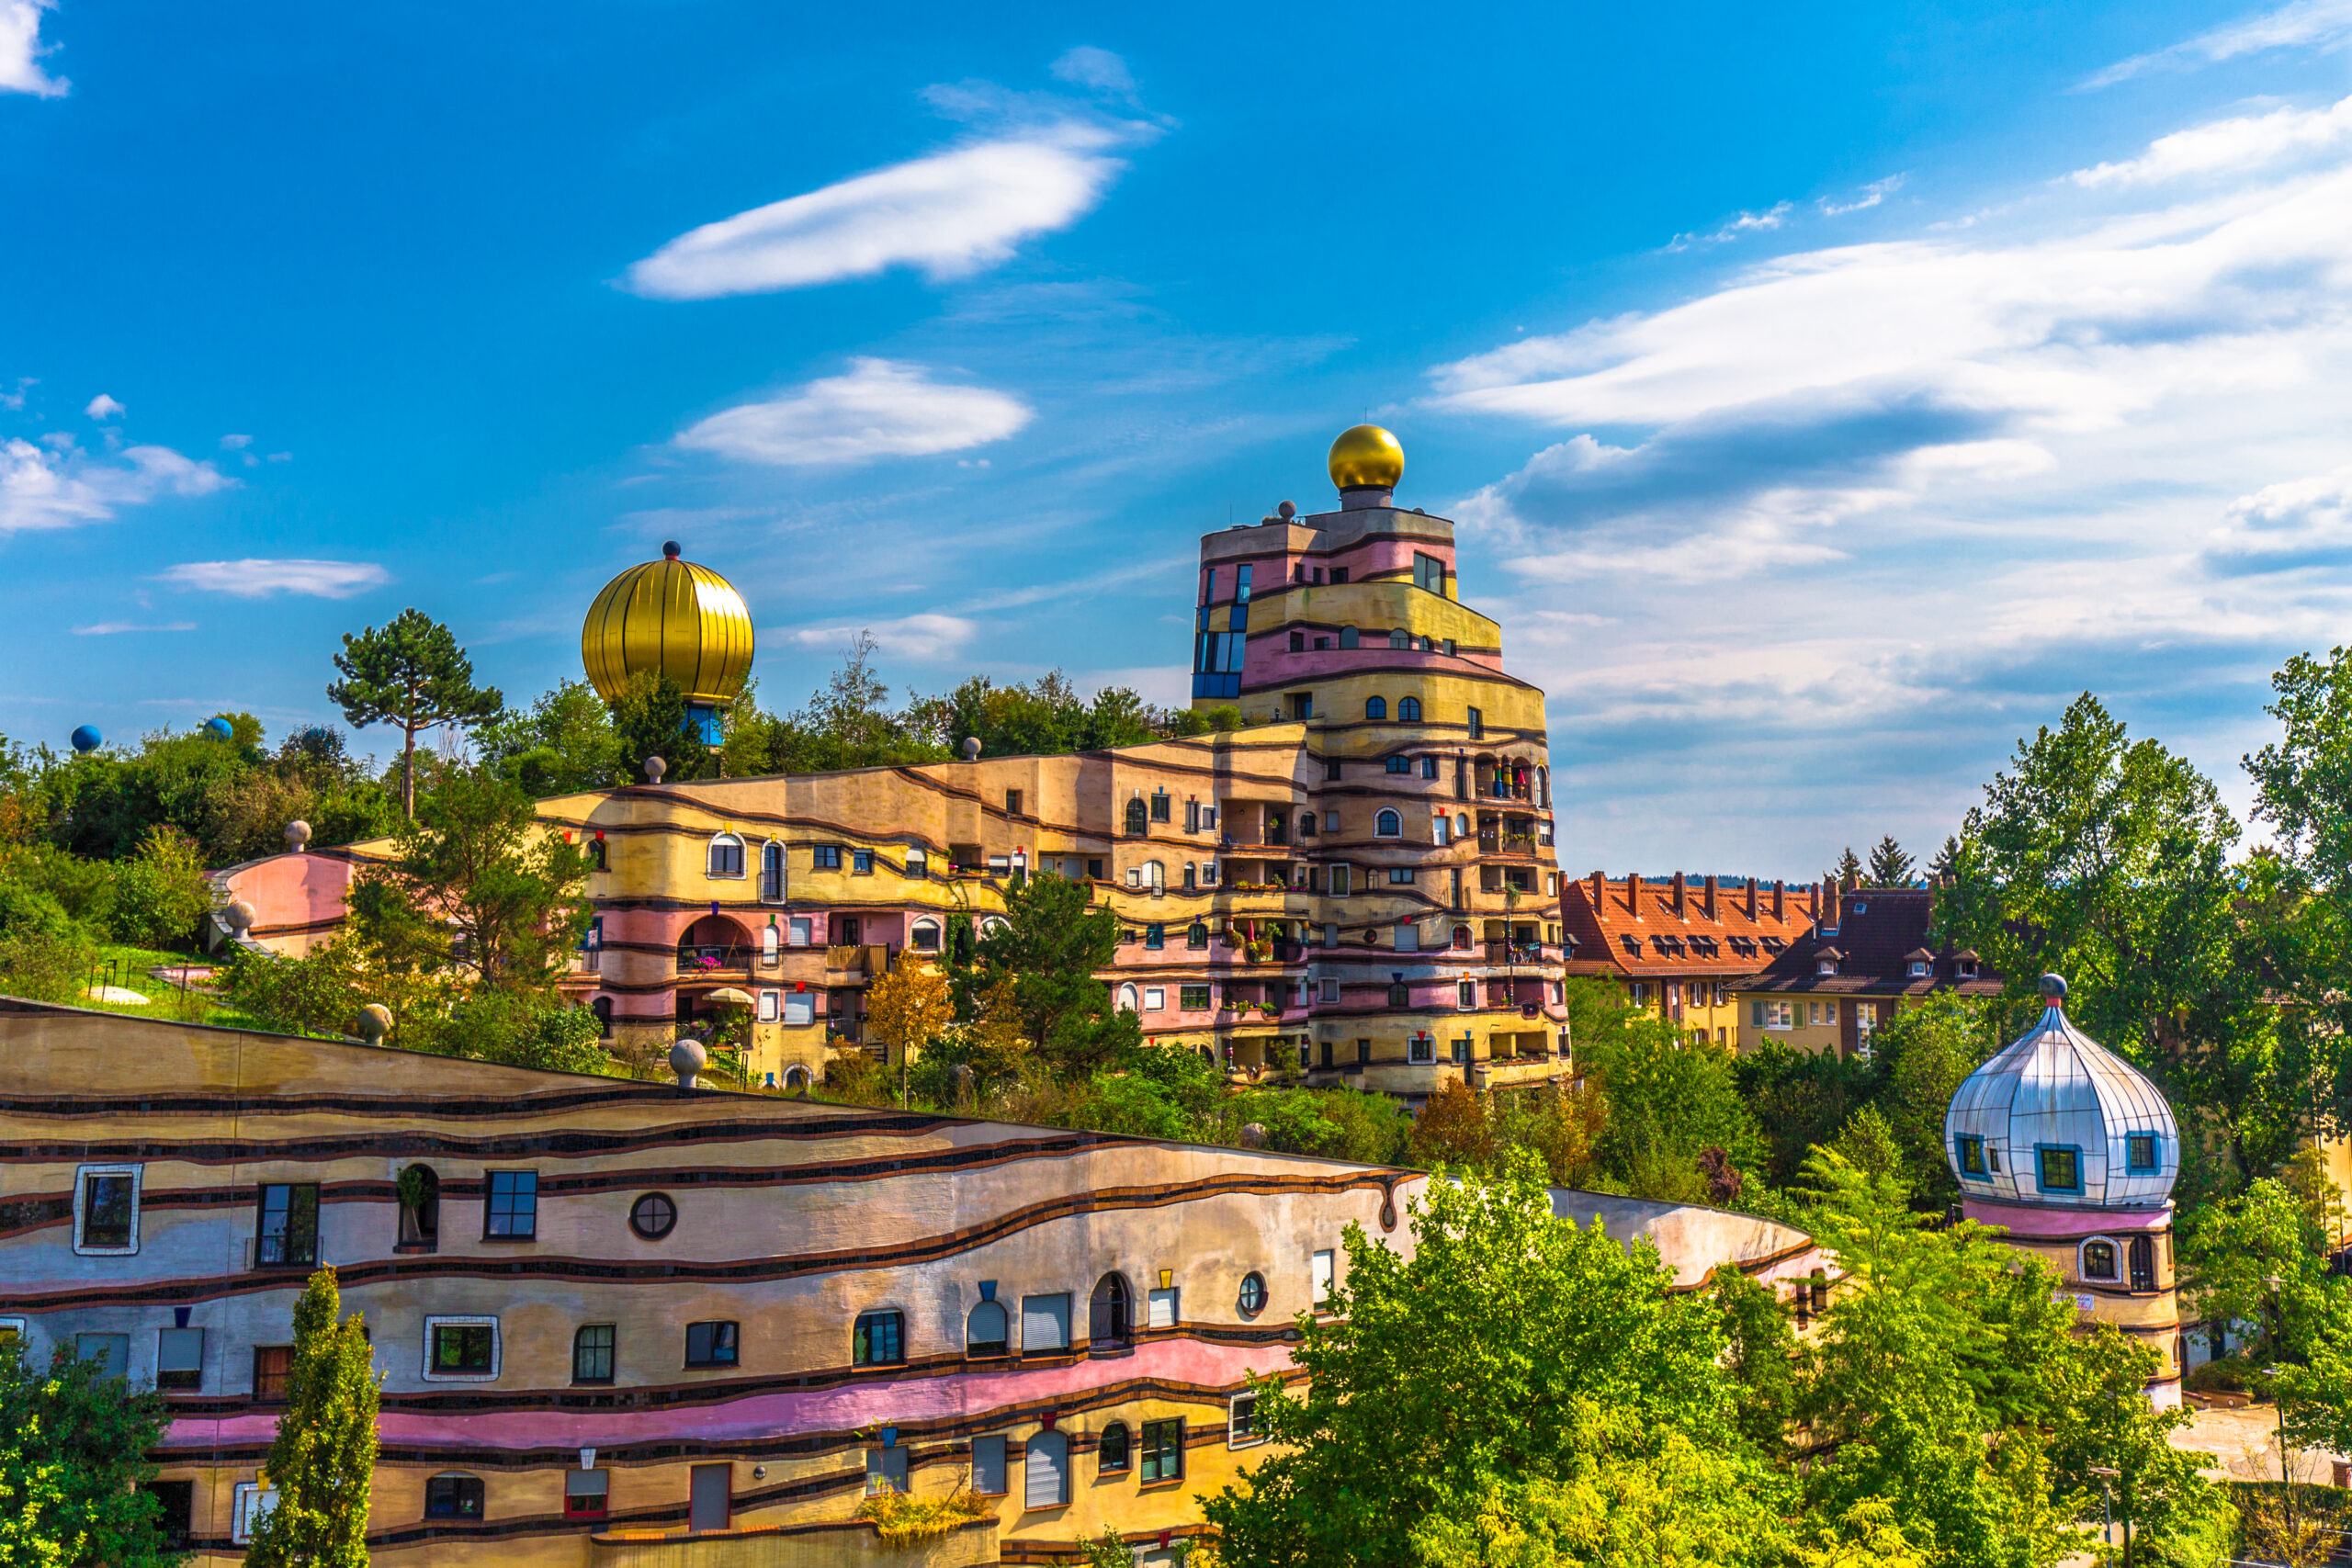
244, 1267, 378, 1568
1866, 836, 1914, 887
1833, 846, 1862, 889
477, 679, 625, 796
955, 870, 1138, 1077
609, 670, 712, 784
327, 608, 503, 819
1939, 693, 2290, 1183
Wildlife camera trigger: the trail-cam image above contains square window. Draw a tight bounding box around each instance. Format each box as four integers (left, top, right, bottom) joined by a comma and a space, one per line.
573, 1324, 616, 1383
1289, 630, 1306, 652
1151, 792, 1171, 822
232, 1483, 279, 1545
813, 845, 842, 869
1385, 756, 1411, 774
426, 1318, 498, 1379
255, 1183, 320, 1268
425, 1474, 485, 1518
1319, 978, 1340, 1004
1148, 1286, 1178, 1329
853, 848, 874, 874
970, 1435, 1007, 1495
1387, 867, 1413, 885
2038, 1145, 2082, 1194
867, 1446, 911, 1495
1181, 984, 1210, 1010
2126, 1133, 2158, 1174
1140, 1418, 1184, 1483
1408, 1035, 1435, 1065
1229, 1393, 1262, 1447
75, 1332, 129, 1379
253, 1345, 292, 1399
74, 1165, 140, 1254
1146, 923, 1165, 949
1144, 987, 1165, 1011
483, 1171, 537, 1239
156, 1326, 204, 1391
685, 1320, 741, 1368
1956, 1134, 1987, 1178
564, 1470, 610, 1519
1022, 1293, 1072, 1353
854, 1310, 904, 1366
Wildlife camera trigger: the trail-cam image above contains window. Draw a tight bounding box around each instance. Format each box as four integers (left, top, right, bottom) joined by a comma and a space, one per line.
1365, 696, 1387, 720
1003, 788, 1023, 817
1385, 755, 1410, 774
853, 848, 874, 874
1148, 1285, 1179, 1329
565, 1470, 609, 1520
1025, 1432, 1069, 1508
254, 1183, 319, 1268
1180, 984, 1212, 1011
1466, 706, 1485, 739
1313, 1249, 1336, 1303
2127, 1133, 2159, 1174
967, 1299, 1010, 1357
1237, 1272, 1267, 1316
1140, 1419, 1184, 1483
1456, 980, 1476, 1010
707, 834, 745, 877
1414, 552, 1445, 593
854, 1310, 904, 1366
1022, 1293, 1072, 1352
157, 1326, 203, 1391
1144, 987, 1165, 1010
252, 1345, 292, 1399
813, 844, 842, 869
425, 1473, 485, 1519
74, 1333, 129, 1379
618, 1190, 674, 1242
1399, 696, 1422, 722
1383, 978, 1408, 1007
970, 1434, 1008, 1495
426, 1318, 498, 1380
866, 1447, 910, 1495
1375, 809, 1401, 837
911, 919, 941, 952
231, 1483, 279, 1545
1409, 1034, 1435, 1064
147, 1479, 194, 1549
1319, 977, 1340, 1004
1330, 864, 1351, 896
1125, 798, 1149, 835
591, 996, 613, 1038
2130, 1235, 2154, 1292
2037, 1145, 2083, 1194
1145, 923, 1165, 950
1289, 629, 1306, 651
1339, 626, 1359, 649
1151, 790, 1171, 823
1090, 1274, 1133, 1349
1099, 1422, 1132, 1473
2081, 1240, 2119, 1281
573, 1325, 616, 1383
685, 1321, 740, 1368
479, 1170, 537, 1239
907, 847, 928, 879
1118, 982, 1141, 1012
760, 840, 785, 900
1387, 866, 1413, 885
758, 988, 779, 1022
1230, 1393, 1262, 1447
1955, 1134, 1989, 1179
74, 1165, 140, 1254
1186, 922, 1208, 951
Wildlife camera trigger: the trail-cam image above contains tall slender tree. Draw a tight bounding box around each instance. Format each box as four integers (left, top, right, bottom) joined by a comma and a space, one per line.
245, 1268, 378, 1568
1865, 836, 1915, 887
327, 608, 503, 818
1833, 846, 1862, 889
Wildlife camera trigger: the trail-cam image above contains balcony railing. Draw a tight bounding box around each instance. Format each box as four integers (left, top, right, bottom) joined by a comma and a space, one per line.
1484, 942, 1545, 965
677, 946, 752, 975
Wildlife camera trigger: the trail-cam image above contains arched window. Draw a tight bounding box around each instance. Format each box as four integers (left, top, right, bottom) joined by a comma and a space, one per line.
590, 997, 613, 1038
1398, 696, 1421, 722
2081, 1240, 2118, 1280
424, 1473, 484, 1519
1455, 813, 1471, 840
1338, 626, 1359, 650
910, 919, 942, 953
1024, 1432, 1069, 1508
1118, 983, 1141, 1013
760, 840, 785, 901
1098, 1422, 1131, 1473
1364, 696, 1387, 721
967, 1300, 1009, 1358
2129, 1235, 2154, 1292
1187, 922, 1208, 949
707, 833, 745, 878
1125, 798, 1148, 835
1375, 809, 1401, 837
1388, 627, 1410, 649
854, 1310, 904, 1367
1090, 1274, 1131, 1348
782, 1066, 810, 1091
398, 1165, 439, 1247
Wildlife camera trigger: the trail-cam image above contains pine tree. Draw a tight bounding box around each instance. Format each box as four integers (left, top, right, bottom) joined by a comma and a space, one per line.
327, 608, 503, 818
1833, 846, 1862, 889
245, 1268, 379, 1568
1865, 835, 1915, 887
1929, 835, 1962, 881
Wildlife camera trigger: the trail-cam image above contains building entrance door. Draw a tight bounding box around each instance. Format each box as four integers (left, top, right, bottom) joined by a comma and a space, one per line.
690, 1464, 730, 1531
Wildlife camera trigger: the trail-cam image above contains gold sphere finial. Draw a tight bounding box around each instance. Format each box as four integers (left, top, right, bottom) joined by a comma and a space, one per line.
581, 545, 755, 706
1328, 424, 1405, 491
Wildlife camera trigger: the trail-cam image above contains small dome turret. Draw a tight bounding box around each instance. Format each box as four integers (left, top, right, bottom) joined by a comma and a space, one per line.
582, 542, 754, 707
1943, 975, 2177, 1208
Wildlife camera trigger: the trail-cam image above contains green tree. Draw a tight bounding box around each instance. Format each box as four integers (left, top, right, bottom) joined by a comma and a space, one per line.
609, 670, 709, 784
326, 608, 503, 818
1203, 1153, 1790, 1568
0, 1335, 183, 1568
109, 826, 213, 948
2044, 1326, 2233, 1567
1873, 993, 1993, 1207
478, 679, 625, 796
1939, 694, 2289, 1179
955, 872, 1138, 1077
245, 1268, 378, 1568
1585, 1017, 1758, 1201
1865, 836, 1914, 886
1707, 1262, 1799, 1456
1734, 1041, 1881, 1191
1833, 847, 1862, 889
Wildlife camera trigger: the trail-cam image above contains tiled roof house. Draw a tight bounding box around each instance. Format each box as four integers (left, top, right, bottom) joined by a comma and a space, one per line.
1738, 884, 2003, 1056
1562, 871, 1821, 1048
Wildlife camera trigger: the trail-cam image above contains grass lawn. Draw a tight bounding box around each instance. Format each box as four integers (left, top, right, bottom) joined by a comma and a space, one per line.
71, 943, 260, 1028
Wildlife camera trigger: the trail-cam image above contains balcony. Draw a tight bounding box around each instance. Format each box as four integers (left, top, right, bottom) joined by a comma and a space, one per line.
592, 1517, 997, 1568
1484, 942, 1545, 966
825, 943, 894, 978
677, 945, 753, 976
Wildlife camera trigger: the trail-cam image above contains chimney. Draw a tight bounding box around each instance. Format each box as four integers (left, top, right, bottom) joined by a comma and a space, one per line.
1772, 879, 1784, 921
1826, 879, 1842, 931
1671, 871, 1686, 918
1744, 877, 1757, 920
1627, 872, 1642, 920
1810, 881, 1822, 926
1589, 869, 1604, 914
1703, 874, 1718, 921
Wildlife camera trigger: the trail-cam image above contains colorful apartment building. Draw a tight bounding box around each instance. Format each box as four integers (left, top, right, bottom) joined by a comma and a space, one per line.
0, 1000, 1831, 1565
1736, 884, 2002, 1057
216, 426, 1571, 1106
1559, 872, 1819, 1047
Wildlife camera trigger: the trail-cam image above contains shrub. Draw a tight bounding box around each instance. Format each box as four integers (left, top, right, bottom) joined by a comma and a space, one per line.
0, 921, 100, 1004
110, 826, 213, 949
855, 1486, 990, 1547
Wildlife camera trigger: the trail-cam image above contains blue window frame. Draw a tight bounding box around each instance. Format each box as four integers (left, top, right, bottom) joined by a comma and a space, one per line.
1954, 1134, 1989, 1179
2125, 1133, 2159, 1174
1145, 923, 1165, 950
484, 1171, 537, 1238
2035, 1145, 2083, 1195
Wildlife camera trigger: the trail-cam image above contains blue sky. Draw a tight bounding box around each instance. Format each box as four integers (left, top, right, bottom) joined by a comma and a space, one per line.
6, 0, 2352, 878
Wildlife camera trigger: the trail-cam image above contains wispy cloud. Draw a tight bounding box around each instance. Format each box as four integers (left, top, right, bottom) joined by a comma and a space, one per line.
1667, 202, 1792, 252
0, 439, 232, 533
2083, 0, 2352, 87
154, 559, 390, 598
74, 621, 198, 636
2071, 93, 2352, 186
1821, 175, 1904, 216
1050, 45, 1136, 100
675, 358, 1032, 466
781, 612, 977, 661
0, 0, 65, 98
625, 60, 1159, 300
2204, 463, 2352, 571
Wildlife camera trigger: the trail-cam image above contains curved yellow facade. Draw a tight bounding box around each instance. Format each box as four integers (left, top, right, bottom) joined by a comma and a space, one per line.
582, 548, 754, 705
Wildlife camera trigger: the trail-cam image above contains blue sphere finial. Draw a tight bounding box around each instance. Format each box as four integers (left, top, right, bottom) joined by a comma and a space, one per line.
70, 725, 100, 754
203, 717, 234, 741
2040, 973, 2067, 1001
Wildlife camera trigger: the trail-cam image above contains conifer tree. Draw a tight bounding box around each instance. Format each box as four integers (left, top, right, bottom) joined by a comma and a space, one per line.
1865, 835, 1915, 886
1832, 846, 1862, 889
327, 607, 503, 818
245, 1268, 379, 1568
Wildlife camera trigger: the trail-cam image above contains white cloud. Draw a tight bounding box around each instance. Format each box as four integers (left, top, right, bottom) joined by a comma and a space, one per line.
220, 433, 252, 449
74, 621, 197, 636
0, 439, 232, 533
155, 559, 390, 598
84, 392, 123, 419
2071, 94, 2352, 186
1821, 175, 1904, 216
675, 358, 1032, 467
782, 612, 977, 661
625, 120, 1147, 299
2084, 0, 2352, 87
1050, 46, 1136, 98
0, 0, 65, 98
1667, 201, 1793, 251
2205, 463, 2352, 567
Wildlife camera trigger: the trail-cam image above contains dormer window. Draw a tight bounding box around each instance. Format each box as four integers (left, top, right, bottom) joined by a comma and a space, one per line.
1955, 1134, 1988, 1179
1905, 947, 1934, 979
1815, 947, 1842, 976
1907, 961, 1927, 977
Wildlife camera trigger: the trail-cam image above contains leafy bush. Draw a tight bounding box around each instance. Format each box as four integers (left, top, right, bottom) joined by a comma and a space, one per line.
441, 991, 611, 1074
109, 826, 213, 949
220, 943, 370, 1038
854, 1485, 990, 1547
0, 921, 100, 1004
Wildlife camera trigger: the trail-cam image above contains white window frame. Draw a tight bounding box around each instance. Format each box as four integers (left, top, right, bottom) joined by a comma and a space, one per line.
706, 832, 747, 879
1144, 987, 1165, 1012
1311, 1249, 1336, 1304
421, 1314, 503, 1382
910, 919, 942, 953
1118, 983, 1141, 1012
1147, 1286, 1178, 1329
1229, 1391, 1265, 1448
1408, 1034, 1435, 1064
1374, 809, 1401, 838
758, 990, 779, 1022
73, 1163, 141, 1257
906, 847, 928, 879
232, 1482, 280, 1544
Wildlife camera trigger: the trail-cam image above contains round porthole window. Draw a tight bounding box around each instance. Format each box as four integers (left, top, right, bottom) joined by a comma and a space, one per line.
1238, 1271, 1268, 1317
629, 1192, 677, 1241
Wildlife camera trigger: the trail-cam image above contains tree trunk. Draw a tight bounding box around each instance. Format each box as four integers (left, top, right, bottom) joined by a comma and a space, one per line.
401, 726, 418, 819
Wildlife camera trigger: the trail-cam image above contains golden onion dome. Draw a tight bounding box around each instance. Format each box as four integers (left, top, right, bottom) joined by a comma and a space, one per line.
581, 542, 754, 705
1328, 423, 1405, 491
